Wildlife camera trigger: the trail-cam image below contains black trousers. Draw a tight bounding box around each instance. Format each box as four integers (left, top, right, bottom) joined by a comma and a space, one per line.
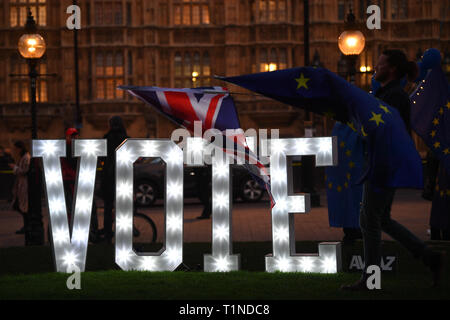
359, 182, 428, 276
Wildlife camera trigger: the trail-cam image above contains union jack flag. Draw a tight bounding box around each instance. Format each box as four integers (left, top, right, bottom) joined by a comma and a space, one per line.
119, 85, 274, 206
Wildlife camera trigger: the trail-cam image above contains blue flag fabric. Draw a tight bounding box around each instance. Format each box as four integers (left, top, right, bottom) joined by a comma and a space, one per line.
410, 66, 450, 173
220, 67, 423, 188
430, 163, 450, 230
326, 122, 364, 228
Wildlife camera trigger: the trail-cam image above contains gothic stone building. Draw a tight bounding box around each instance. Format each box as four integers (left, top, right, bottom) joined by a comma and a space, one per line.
0, 0, 449, 155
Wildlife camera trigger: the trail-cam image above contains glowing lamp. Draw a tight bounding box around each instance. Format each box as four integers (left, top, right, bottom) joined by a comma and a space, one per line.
18, 11, 46, 59
338, 30, 365, 56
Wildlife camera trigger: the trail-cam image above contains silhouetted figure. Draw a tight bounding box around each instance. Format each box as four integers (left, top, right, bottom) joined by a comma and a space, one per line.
195, 166, 212, 219
101, 116, 129, 242
342, 50, 445, 290
10, 141, 31, 235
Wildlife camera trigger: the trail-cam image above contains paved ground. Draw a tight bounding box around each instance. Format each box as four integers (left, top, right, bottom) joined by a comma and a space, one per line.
0, 188, 434, 248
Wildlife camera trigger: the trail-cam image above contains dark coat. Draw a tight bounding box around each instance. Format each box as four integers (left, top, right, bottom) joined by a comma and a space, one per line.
101, 128, 129, 195
375, 79, 411, 133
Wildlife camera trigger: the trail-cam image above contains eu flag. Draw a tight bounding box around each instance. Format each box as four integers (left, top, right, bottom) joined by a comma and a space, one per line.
410, 66, 450, 173
326, 122, 364, 228
219, 67, 423, 188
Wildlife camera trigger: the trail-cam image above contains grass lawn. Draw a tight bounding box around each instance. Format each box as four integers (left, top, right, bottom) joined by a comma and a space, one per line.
0, 241, 449, 300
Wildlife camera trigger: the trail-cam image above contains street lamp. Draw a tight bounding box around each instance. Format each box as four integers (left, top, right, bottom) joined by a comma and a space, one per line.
18, 10, 46, 245
338, 9, 365, 83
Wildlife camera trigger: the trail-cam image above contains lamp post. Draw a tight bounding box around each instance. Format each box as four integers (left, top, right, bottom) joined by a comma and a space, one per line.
338, 9, 365, 84
18, 10, 46, 245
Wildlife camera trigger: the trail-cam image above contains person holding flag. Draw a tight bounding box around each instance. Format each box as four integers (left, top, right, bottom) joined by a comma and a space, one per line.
219, 51, 444, 289
410, 49, 450, 241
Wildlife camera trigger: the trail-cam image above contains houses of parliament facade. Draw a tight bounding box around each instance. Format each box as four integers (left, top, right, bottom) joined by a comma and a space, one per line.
0, 0, 449, 154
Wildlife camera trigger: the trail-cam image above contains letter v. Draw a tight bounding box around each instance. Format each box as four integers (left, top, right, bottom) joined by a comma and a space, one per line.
33, 139, 106, 272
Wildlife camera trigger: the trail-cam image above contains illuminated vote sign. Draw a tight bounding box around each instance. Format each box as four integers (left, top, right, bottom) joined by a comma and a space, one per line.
32, 137, 340, 274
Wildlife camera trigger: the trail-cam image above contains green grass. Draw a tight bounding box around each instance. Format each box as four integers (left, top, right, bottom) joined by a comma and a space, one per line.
0, 241, 449, 300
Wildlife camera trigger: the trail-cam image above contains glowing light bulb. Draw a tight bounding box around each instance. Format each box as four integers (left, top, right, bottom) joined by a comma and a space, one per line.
346, 37, 357, 47
165, 247, 182, 264
271, 139, 285, 155
167, 215, 182, 231
295, 139, 310, 154
167, 182, 183, 199
300, 257, 314, 272
116, 215, 132, 232
276, 256, 291, 272
62, 250, 79, 267
52, 228, 69, 244
214, 256, 231, 272
139, 257, 156, 271
76, 197, 92, 213
117, 248, 132, 265
214, 224, 229, 240
82, 140, 100, 156
214, 193, 228, 209
45, 169, 61, 186
321, 256, 337, 273
117, 182, 133, 199
273, 227, 290, 243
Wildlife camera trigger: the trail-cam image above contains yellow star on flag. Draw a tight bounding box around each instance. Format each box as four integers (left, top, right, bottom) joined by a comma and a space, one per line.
440, 190, 444, 197
344, 182, 349, 188
347, 122, 357, 132
345, 150, 352, 157
369, 112, 385, 126
346, 173, 351, 180
361, 126, 368, 137
444, 148, 450, 155
446, 189, 450, 196
379, 104, 391, 114
447, 101, 450, 109
337, 186, 342, 192
430, 130, 436, 138
328, 182, 333, 189
439, 108, 444, 115
433, 118, 439, 126
340, 141, 346, 148
434, 141, 441, 149
349, 161, 355, 169
295, 73, 310, 90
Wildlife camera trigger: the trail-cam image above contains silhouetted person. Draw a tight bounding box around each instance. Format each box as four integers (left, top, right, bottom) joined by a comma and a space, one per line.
10, 141, 31, 235
101, 116, 129, 243
195, 166, 212, 219
342, 50, 445, 290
